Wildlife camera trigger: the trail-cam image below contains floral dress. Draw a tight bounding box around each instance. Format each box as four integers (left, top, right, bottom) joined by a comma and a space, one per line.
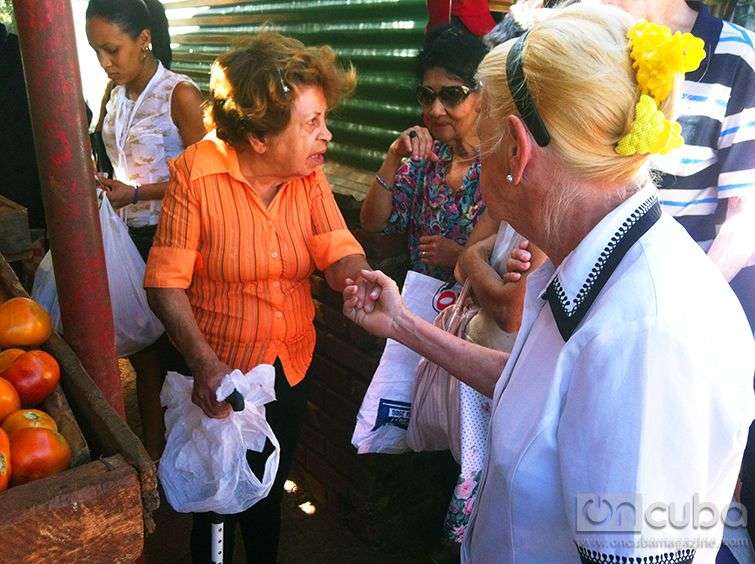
385, 141, 485, 281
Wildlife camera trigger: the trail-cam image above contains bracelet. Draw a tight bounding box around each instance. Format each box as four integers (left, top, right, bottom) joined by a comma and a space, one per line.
132, 184, 140, 205
375, 174, 393, 192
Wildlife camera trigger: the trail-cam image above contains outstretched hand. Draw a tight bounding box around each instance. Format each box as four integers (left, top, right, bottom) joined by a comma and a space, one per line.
343, 269, 407, 339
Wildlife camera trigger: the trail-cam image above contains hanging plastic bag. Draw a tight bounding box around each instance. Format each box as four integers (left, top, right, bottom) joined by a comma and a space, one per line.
351, 271, 460, 454
31, 191, 164, 356
159, 364, 280, 515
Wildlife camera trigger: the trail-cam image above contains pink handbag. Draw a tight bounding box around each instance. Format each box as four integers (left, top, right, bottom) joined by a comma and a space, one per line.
405, 282, 479, 463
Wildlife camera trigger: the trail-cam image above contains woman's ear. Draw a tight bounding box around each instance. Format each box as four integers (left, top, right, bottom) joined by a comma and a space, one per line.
506, 115, 533, 185
471, 91, 482, 114
248, 134, 268, 155
138, 29, 151, 51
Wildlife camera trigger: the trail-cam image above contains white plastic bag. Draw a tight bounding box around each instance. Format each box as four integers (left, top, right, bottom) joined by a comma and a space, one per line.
159, 364, 280, 515
351, 271, 460, 454
31, 251, 61, 331
31, 191, 164, 356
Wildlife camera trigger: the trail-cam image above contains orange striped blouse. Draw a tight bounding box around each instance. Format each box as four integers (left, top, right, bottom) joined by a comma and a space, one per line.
144, 132, 364, 385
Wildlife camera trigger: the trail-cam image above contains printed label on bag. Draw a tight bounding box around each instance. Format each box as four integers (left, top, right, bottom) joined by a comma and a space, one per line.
433, 281, 460, 312
372, 399, 411, 431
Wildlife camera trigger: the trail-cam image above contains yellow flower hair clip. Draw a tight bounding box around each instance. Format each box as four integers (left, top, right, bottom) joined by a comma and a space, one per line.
616, 94, 683, 156
628, 20, 706, 103
616, 21, 705, 156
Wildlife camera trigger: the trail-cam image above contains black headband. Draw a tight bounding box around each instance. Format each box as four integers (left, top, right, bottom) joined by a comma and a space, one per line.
506, 32, 551, 147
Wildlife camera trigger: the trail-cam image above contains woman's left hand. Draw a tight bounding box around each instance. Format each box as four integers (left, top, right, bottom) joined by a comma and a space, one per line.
98, 177, 136, 209
419, 235, 464, 267
343, 270, 406, 339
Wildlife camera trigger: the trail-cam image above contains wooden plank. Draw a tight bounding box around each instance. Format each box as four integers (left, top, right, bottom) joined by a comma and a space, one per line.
0, 256, 159, 531
0, 194, 31, 256
0, 455, 143, 563
41, 385, 90, 468
42, 332, 159, 530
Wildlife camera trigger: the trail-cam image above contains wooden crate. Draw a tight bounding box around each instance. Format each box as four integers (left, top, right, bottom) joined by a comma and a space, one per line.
0, 194, 32, 260
0, 256, 156, 562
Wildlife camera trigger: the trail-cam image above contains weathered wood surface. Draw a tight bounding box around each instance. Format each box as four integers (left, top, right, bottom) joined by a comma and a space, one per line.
0, 255, 158, 534
41, 385, 90, 468
0, 455, 144, 563
0, 194, 32, 257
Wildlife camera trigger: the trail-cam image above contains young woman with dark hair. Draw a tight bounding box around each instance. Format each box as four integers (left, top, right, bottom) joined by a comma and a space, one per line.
85, 0, 206, 459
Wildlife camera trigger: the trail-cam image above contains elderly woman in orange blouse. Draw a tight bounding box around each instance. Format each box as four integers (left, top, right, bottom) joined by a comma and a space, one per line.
144, 33, 373, 563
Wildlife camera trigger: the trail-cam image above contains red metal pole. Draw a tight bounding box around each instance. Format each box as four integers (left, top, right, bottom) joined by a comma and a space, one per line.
12, 0, 125, 415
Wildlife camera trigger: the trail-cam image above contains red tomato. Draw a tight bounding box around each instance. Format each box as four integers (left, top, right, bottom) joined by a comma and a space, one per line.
9, 427, 71, 485
0, 377, 20, 422
1, 351, 60, 407
0, 349, 24, 373
0, 428, 9, 491
2, 409, 57, 436
0, 298, 52, 347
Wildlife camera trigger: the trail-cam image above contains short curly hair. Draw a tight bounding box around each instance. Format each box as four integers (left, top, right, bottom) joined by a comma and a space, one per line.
204, 32, 356, 147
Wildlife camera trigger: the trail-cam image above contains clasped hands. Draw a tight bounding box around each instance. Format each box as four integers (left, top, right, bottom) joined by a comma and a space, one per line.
343, 239, 537, 339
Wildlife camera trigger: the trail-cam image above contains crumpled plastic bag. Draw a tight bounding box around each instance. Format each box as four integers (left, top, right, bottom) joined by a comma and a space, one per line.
158, 364, 280, 514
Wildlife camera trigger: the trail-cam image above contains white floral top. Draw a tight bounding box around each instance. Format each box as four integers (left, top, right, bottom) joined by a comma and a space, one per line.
102, 62, 196, 227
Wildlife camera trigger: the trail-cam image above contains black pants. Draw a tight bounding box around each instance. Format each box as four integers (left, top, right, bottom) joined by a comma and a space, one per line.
128, 223, 158, 263
190, 359, 310, 563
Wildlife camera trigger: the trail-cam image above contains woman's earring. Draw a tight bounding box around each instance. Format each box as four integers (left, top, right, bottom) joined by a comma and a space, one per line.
506, 174, 514, 183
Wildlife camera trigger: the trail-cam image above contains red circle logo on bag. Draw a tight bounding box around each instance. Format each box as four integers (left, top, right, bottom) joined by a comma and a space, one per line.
433, 282, 459, 312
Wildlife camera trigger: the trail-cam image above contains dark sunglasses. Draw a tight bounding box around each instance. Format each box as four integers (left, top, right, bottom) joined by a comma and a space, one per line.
415, 85, 474, 108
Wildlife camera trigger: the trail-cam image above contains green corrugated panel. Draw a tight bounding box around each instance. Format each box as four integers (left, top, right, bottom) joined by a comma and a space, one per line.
164, 0, 426, 170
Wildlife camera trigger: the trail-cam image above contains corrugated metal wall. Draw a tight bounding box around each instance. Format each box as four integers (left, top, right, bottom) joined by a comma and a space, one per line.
163, 0, 428, 171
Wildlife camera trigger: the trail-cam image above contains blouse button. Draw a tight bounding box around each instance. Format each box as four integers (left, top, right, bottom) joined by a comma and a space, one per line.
271, 251, 279, 259
274, 311, 283, 318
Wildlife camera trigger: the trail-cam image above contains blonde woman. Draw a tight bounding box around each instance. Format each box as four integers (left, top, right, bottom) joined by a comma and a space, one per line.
344, 4, 754, 562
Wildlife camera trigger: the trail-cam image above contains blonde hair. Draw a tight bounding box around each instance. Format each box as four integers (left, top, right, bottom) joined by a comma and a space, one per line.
478, 3, 673, 185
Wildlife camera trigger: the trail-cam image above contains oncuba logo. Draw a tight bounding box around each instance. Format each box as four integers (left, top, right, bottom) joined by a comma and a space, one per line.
433, 281, 460, 312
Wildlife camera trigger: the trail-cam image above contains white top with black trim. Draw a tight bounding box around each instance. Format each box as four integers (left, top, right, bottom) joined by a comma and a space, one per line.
461, 184, 754, 563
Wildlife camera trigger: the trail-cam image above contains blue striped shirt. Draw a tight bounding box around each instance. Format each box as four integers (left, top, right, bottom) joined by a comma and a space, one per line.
652, 2, 755, 248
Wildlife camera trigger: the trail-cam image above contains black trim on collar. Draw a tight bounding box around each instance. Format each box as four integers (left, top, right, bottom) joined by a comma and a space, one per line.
577, 544, 695, 564
544, 196, 662, 341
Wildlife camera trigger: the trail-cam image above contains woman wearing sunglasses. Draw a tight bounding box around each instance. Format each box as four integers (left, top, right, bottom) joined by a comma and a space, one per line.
360, 25, 489, 281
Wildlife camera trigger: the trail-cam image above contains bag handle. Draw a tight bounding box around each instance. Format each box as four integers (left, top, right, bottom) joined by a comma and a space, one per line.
445, 279, 472, 329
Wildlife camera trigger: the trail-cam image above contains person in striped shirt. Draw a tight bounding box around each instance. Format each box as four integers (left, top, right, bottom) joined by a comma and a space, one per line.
604, 0, 755, 331
602, 2, 755, 558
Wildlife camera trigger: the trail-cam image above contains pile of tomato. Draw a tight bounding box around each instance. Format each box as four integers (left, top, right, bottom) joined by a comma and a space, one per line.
0, 297, 71, 491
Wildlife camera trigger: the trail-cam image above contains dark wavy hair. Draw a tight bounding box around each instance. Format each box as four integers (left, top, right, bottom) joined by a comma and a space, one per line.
416, 24, 488, 88
86, 0, 171, 69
